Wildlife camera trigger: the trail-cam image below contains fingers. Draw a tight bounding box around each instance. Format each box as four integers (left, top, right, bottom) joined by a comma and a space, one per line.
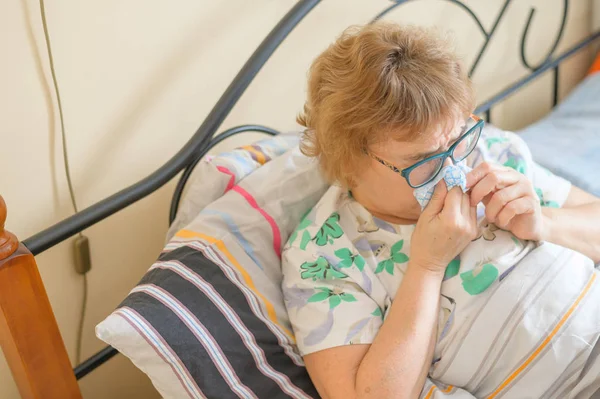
462, 191, 478, 238
481, 192, 494, 206
466, 162, 499, 189
470, 202, 478, 227
461, 188, 471, 216
496, 197, 536, 229
469, 169, 521, 206
484, 182, 532, 222
424, 180, 448, 215
443, 186, 464, 217
443, 188, 478, 241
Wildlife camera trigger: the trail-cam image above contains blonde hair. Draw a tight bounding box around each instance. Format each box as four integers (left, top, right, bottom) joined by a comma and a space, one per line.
298, 22, 474, 187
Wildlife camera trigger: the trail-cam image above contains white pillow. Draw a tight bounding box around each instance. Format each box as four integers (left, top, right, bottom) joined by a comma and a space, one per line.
96, 145, 327, 399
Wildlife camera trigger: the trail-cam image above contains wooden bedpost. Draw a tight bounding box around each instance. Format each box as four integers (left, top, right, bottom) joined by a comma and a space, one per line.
0, 196, 81, 399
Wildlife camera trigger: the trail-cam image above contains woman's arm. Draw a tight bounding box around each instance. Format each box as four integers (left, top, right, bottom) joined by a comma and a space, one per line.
304, 184, 478, 399
305, 264, 443, 399
541, 185, 600, 263
467, 161, 600, 263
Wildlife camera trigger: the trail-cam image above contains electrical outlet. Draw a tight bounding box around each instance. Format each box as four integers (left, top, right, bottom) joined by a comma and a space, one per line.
74, 235, 91, 275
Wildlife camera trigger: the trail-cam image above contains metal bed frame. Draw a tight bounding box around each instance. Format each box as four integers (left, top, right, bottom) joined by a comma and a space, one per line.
0, 0, 598, 397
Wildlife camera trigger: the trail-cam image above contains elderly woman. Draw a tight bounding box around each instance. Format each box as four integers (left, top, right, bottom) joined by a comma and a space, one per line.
282, 22, 600, 399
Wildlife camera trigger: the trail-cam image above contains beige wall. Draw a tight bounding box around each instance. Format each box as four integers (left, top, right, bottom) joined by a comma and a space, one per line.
0, 0, 597, 397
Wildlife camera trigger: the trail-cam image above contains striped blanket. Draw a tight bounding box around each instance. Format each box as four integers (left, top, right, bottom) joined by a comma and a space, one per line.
425, 243, 600, 399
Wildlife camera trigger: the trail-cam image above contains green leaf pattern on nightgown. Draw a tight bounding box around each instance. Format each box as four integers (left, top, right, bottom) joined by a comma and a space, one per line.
460, 263, 499, 295
314, 212, 344, 246
486, 137, 509, 149
535, 187, 559, 208
375, 240, 409, 275
371, 307, 384, 319
300, 257, 347, 281
307, 287, 357, 309
504, 157, 527, 175
444, 257, 461, 279
334, 248, 366, 271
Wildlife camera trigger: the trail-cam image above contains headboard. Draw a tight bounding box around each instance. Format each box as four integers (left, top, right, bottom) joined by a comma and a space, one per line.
1, 0, 598, 397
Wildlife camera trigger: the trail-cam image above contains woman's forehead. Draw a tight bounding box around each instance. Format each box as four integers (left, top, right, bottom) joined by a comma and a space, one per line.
375, 117, 465, 160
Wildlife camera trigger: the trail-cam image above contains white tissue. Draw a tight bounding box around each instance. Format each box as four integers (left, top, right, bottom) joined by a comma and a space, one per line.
413, 163, 472, 209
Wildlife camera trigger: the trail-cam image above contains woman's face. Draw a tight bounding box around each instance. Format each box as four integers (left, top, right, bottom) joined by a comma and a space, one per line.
351, 117, 467, 224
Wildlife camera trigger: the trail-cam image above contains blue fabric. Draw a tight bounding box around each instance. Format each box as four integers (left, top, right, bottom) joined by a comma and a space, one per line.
518, 73, 600, 197
413, 163, 470, 209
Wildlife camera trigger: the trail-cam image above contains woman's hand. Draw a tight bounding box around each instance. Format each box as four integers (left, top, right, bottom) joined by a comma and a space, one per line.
466, 162, 543, 241
411, 181, 478, 274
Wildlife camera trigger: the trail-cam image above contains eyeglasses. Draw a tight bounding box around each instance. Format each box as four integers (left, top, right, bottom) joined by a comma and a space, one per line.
369, 114, 484, 188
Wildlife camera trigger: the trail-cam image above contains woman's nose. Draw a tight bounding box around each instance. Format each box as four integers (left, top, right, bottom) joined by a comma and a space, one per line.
443, 158, 454, 168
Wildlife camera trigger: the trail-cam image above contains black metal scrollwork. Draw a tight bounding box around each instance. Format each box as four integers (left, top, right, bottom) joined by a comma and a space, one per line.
373, 0, 508, 78
520, 0, 568, 71
373, 0, 576, 111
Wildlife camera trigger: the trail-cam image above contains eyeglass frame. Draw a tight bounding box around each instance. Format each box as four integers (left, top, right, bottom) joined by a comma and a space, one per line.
368, 114, 485, 188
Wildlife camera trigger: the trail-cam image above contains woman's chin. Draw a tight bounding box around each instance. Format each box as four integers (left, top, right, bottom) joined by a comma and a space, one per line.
372, 205, 421, 225
400, 203, 423, 223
